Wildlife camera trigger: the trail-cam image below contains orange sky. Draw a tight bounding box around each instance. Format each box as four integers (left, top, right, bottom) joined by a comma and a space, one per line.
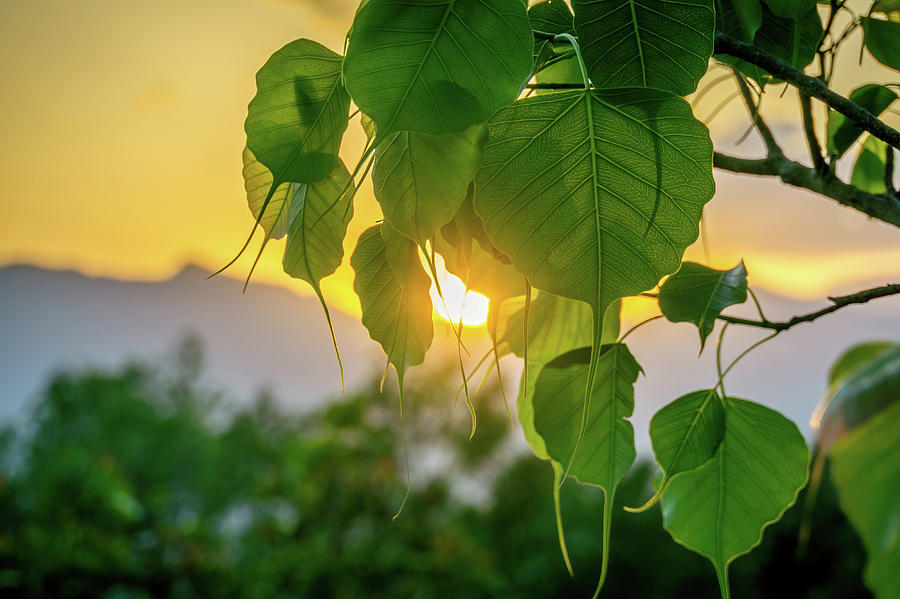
1, 0, 897, 322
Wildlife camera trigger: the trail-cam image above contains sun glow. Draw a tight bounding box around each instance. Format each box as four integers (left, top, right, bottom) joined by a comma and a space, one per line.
426, 255, 490, 327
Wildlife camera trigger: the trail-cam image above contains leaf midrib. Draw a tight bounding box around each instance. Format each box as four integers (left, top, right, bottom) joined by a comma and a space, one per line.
381, 0, 457, 136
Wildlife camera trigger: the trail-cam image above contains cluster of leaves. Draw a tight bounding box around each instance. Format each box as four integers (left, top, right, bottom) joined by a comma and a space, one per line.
0, 344, 880, 598
229, 0, 900, 597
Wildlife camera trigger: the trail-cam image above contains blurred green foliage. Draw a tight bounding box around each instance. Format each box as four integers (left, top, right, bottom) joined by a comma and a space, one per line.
0, 339, 873, 598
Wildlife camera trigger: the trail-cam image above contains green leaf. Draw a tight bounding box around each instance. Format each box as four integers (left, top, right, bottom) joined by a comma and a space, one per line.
573, 0, 716, 95
282, 160, 355, 289
815, 342, 900, 451
661, 397, 810, 598
351, 225, 434, 381
533, 343, 641, 592
760, 0, 816, 19
474, 88, 713, 381
529, 0, 575, 34
361, 113, 377, 143
241, 147, 294, 239
826, 85, 897, 158
343, 0, 533, 137
830, 401, 900, 599
862, 18, 900, 71
716, 0, 764, 43
657, 261, 748, 350
373, 125, 486, 244
722, 5, 822, 85
872, 0, 900, 15
436, 194, 525, 306
650, 389, 726, 480
498, 293, 594, 365
534, 343, 640, 488
245, 39, 350, 186
851, 136, 891, 194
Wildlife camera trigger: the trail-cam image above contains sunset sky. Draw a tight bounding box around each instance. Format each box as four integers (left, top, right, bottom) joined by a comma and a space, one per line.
1, 0, 898, 323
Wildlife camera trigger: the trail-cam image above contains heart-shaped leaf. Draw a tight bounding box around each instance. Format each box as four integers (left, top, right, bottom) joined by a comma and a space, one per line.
661, 397, 810, 598
716, 0, 764, 43
351, 225, 434, 384
573, 0, 716, 95
532, 343, 641, 593
245, 39, 350, 187
658, 261, 748, 351
474, 88, 713, 400
373, 125, 486, 244
651, 389, 726, 481
343, 0, 533, 137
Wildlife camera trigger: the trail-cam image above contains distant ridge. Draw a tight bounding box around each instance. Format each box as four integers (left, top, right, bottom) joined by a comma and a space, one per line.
0, 263, 377, 418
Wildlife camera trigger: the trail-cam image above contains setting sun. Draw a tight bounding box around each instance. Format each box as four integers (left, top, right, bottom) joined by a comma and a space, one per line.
425, 254, 490, 327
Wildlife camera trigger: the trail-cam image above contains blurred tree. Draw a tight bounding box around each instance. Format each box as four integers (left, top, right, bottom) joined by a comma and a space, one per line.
0, 339, 873, 598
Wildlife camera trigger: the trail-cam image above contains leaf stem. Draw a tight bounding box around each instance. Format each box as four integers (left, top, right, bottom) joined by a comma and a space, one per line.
553, 33, 590, 89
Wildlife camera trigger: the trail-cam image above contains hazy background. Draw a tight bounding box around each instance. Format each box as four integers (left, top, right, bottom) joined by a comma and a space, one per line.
0, 0, 898, 447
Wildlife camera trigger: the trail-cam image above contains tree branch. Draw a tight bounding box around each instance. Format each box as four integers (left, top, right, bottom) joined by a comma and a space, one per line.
714, 31, 900, 151
717, 283, 900, 331
799, 92, 828, 174
713, 152, 900, 227
733, 69, 783, 157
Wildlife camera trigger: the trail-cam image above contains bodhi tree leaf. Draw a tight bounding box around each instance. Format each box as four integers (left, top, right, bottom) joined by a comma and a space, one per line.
657, 261, 748, 351
282, 161, 355, 293
533, 343, 641, 592
529, 0, 574, 34
648, 389, 725, 486
343, 0, 533, 137
760, 0, 816, 19
826, 84, 897, 158
245, 39, 350, 190
715, 0, 763, 43
351, 225, 434, 385
373, 124, 486, 244
474, 88, 713, 404
573, 0, 716, 96
242, 147, 294, 240
851, 136, 891, 194
829, 400, 900, 599
661, 397, 810, 598
721, 5, 823, 86
862, 18, 900, 72
814, 341, 900, 451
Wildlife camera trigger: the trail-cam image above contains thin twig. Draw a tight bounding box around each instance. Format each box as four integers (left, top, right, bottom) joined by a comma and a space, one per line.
715, 31, 900, 151
717, 283, 900, 331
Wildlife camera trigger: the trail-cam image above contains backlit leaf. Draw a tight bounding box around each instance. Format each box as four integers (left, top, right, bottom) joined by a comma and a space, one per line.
851, 136, 891, 195
474, 88, 714, 378
826, 84, 897, 158
862, 18, 900, 71
573, 0, 716, 95
650, 389, 726, 480
533, 343, 641, 592
282, 160, 355, 289
661, 397, 809, 598
815, 341, 900, 451
241, 147, 294, 239
245, 39, 350, 186
658, 261, 748, 350
830, 401, 900, 599
343, 0, 533, 137
373, 125, 486, 244
351, 225, 434, 382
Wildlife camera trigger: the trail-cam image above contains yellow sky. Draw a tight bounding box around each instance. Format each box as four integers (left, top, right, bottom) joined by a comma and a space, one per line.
1, 0, 897, 323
